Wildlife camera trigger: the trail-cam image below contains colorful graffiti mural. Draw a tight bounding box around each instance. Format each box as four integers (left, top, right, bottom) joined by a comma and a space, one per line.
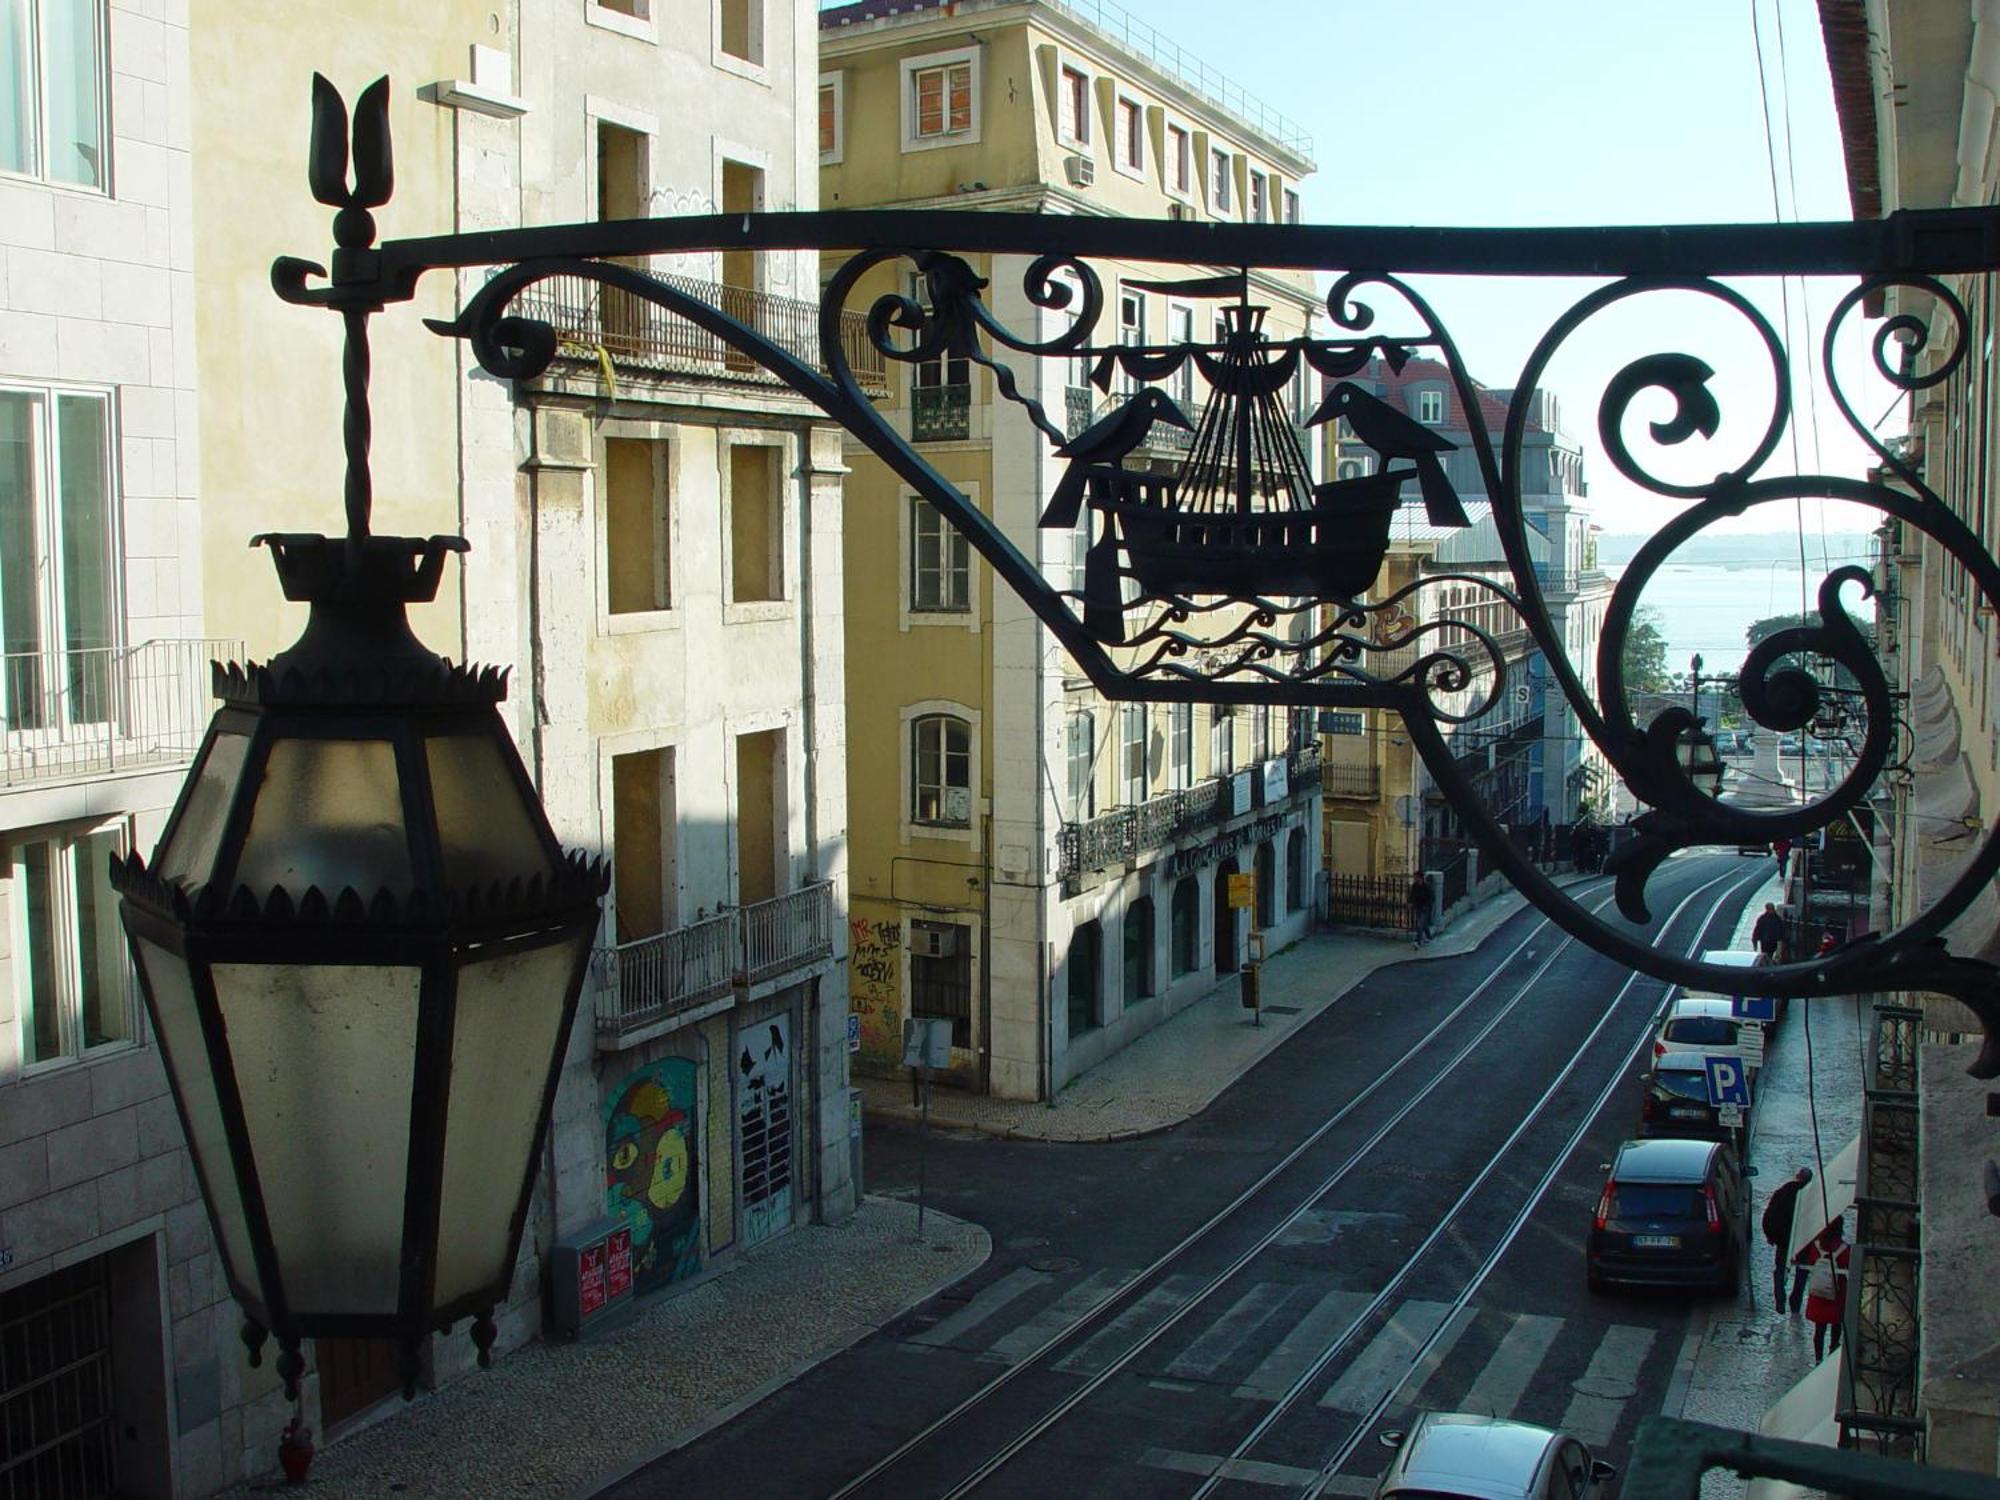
604, 1058, 701, 1292
737, 1015, 793, 1247
848, 913, 901, 1058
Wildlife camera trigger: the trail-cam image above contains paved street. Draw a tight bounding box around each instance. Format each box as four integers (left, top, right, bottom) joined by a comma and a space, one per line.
599, 852, 1818, 1499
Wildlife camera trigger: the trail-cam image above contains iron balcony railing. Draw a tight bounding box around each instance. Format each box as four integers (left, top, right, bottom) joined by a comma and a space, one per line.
511, 270, 888, 394
594, 911, 737, 1042
739, 880, 835, 986
1065, 384, 1093, 439
912, 383, 971, 441
1318, 760, 1379, 801
1059, 748, 1320, 885
2, 639, 240, 790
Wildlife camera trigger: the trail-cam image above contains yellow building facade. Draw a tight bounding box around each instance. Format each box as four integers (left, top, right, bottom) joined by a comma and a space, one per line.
823, 0, 1325, 1100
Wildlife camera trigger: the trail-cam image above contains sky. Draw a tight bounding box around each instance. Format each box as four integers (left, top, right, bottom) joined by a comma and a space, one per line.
1108, 0, 1900, 552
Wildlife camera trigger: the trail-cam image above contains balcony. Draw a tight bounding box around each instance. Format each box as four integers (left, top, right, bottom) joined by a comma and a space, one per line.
1065, 384, 1094, 439
2, 639, 239, 791
912, 383, 971, 442
1320, 760, 1378, 799
509, 271, 888, 395
594, 881, 837, 1049
1058, 754, 1318, 887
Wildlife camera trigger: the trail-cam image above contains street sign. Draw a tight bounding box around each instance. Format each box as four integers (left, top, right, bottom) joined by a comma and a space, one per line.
1718, 1104, 1745, 1128
1704, 1054, 1750, 1109
1227, 872, 1256, 910
847, 1012, 862, 1053
1731, 994, 1778, 1023
902, 1016, 953, 1070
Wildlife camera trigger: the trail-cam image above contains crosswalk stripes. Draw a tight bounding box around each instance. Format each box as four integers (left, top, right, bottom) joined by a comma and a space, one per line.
980, 1269, 1133, 1365
1233, 1288, 1373, 1400
1318, 1301, 1453, 1412
1455, 1312, 1564, 1417
1383, 1301, 1477, 1409
1162, 1282, 1298, 1382
1051, 1275, 1207, 1377
1559, 1323, 1654, 1447
906, 1266, 1046, 1350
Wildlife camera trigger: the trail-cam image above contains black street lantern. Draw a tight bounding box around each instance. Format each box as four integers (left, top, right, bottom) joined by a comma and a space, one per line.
1677, 722, 1726, 802
109, 80, 607, 1398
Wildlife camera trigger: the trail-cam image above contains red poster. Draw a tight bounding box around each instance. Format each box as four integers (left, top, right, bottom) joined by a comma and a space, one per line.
578, 1242, 607, 1318
606, 1227, 633, 1300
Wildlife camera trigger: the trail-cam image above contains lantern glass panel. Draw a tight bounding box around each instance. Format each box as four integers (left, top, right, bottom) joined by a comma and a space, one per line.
424, 733, 557, 891
234, 738, 413, 894
132, 937, 258, 1293
432, 932, 591, 1308
212, 961, 421, 1316
155, 730, 250, 886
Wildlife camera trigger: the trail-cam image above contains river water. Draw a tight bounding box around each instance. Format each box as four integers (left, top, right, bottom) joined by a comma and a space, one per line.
1602, 560, 1863, 677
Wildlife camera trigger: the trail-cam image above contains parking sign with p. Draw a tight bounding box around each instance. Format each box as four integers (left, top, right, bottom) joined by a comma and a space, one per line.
1703, 1054, 1750, 1109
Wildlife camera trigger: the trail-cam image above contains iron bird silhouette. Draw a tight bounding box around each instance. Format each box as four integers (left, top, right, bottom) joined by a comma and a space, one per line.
1310, 382, 1470, 528
1039, 388, 1194, 529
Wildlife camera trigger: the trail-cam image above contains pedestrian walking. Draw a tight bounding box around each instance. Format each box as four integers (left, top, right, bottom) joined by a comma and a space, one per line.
1773, 838, 1792, 878
1406, 874, 1434, 949
1760, 1167, 1812, 1310
1817, 926, 1842, 959
1796, 1216, 1851, 1361
1752, 902, 1786, 966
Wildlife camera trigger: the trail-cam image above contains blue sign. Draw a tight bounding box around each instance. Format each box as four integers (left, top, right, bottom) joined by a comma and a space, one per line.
846, 1013, 861, 1053
1731, 994, 1777, 1023
1704, 1054, 1750, 1108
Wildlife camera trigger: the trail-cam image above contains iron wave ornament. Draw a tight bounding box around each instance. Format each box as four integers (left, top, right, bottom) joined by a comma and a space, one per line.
280, 76, 2000, 1074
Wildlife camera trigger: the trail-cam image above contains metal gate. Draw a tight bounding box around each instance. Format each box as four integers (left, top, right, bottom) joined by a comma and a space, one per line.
737, 1010, 795, 1247
0, 1257, 117, 1500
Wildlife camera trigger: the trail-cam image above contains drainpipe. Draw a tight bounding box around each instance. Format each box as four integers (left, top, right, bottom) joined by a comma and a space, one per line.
980, 813, 994, 1095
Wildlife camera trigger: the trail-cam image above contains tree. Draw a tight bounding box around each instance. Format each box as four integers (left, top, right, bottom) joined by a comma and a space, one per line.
1622, 606, 1670, 694
1744, 610, 1876, 693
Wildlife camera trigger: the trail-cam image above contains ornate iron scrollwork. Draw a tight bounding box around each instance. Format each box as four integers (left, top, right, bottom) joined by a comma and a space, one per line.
284, 77, 2000, 1076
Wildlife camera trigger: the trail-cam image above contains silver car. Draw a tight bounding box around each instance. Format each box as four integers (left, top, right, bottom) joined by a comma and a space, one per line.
1373, 1412, 1614, 1499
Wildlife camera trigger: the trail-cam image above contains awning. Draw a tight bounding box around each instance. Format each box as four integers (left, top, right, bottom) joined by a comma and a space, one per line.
1744, 1347, 1847, 1500
1789, 1132, 1861, 1264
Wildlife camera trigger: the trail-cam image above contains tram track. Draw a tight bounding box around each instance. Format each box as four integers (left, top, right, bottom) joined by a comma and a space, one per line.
825, 857, 1763, 1500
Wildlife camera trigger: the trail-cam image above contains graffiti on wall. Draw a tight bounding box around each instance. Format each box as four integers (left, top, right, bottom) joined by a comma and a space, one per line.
604, 1058, 701, 1292
849, 915, 901, 1055
737, 1015, 793, 1247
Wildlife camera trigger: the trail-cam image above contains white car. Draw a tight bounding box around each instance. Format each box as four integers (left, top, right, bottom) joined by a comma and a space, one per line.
1650, 994, 1761, 1077
1373, 1413, 1614, 1499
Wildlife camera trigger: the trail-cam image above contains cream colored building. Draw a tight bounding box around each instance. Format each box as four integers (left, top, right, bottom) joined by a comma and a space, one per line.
2, 1, 852, 1492
823, 0, 1323, 1101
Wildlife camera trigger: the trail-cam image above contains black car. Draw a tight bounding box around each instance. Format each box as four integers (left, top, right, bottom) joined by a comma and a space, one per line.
1586, 1138, 1750, 1293
1636, 1049, 1747, 1151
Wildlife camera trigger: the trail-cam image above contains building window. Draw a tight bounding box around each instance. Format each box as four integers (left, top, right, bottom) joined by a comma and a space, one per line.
1283, 187, 1301, 224
912, 57, 974, 142
1170, 304, 1195, 406
10, 824, 131, 1066
1248, 170, 1268, 223
912, 714, 971, 826
611, 747, 678, 941
719, 0, 761, 65
1116, 97, 1142, 172
0, 388, 117, 731
1123, 897, 1154, 1001
1121, 704, 1147, 805
909, 921, 971, 1048
1417, 389, 1446, 425
1255, 841, 1275, 928
0, 0, 104, 189
1058, 64, 1089, 145
1211, 705, 1233, 776
1252, 704, 1271, 762
1210, 148, 1231, 212
1287, 828, 1308, 912
909, 497, 969, 612
1067, 919, 1101, 1036
1170, 703, 1192, 789
1118, 288, 1144, 394
727, 444, 783, 603
818, 76, 844, 163
1167, 123, 1191, 194
1170, 878, 1198, 976
604, 438, 670, 615
1067, 710, 1095, 820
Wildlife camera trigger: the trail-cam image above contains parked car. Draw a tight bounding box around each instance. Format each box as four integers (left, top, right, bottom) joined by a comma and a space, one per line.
1650, 994, 1760, 1076
1701, 946, 1784, 1023
1587, 1137, 1751, 1293
1373, 1413, 1614, 1499
1637, 1049, 1747, 1150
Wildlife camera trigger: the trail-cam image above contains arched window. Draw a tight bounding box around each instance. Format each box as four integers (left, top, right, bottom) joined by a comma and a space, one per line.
912, 714, 971, 826
1170, 878, 1199, 977
1123, 897, 1155, 1001
1067, 920, 1102, 1036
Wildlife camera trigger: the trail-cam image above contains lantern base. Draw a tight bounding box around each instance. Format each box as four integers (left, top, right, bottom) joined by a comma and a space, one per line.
252, 532, 469, 676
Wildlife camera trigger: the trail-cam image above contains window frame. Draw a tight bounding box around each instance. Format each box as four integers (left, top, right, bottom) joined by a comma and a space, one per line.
9, 819, 136, 1072
902, 44, 981, 152
714, 0, 766, 77
0, 0, 109, 193
1067, 708, 1095, 821
910, 712, 974, 829
1417, 388, 1446, 425
1121, 703, 1148, 805
1282, 187, 1301, 224
1248, 168, 1268, 223
1113, 91, 1145, 179
818, 72, 845, 164
1057, 60, 1093, 149
1170, 703, 1193, 789
1209, 147, 1232, 213
1164, 119, 1193, 198
907, 494, 971, 616
598, 428, 677, 628
586, 0, 655, 41
719, 430, 792, 620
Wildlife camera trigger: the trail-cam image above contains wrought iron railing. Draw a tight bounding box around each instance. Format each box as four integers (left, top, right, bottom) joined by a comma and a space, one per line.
1872, 1002, 1922, 1092
912, 383, 971, 441
1325, 872, 1411, 931
1844, 1243, 1922, 1459
1, 639, 239, 789
510, 270, 888, 393
1320, 761, 1379, 799
594, 911, 736, 1042
1065, 384, 1093, 439
1288, 740, 1321, 789
739, 880, 835, 986
1057, 755, 1321, 887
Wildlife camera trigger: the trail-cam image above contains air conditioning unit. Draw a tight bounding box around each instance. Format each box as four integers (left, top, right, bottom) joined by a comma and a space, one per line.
910, 924, 960, 959
1064, 154, 1095, 188
1167, 201, 1191, 220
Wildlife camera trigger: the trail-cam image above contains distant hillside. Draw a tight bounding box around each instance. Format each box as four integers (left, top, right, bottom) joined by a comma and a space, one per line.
1594, 531, 1875, 569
